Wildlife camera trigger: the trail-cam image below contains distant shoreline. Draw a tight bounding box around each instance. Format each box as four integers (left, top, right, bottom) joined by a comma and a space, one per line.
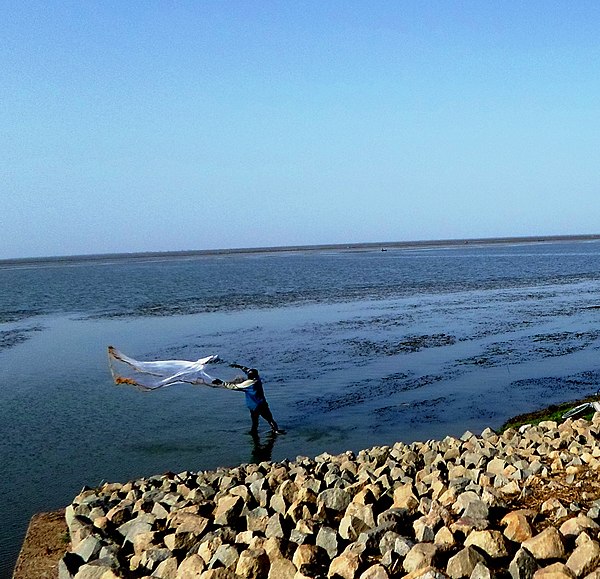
2, 233, 600, 267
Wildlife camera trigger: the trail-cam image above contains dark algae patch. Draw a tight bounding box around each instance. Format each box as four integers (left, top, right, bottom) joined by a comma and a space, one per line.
0, 326, 43, 352
346, 333, 456, 357
0, 310, 42, 324
456, 329, 600, 369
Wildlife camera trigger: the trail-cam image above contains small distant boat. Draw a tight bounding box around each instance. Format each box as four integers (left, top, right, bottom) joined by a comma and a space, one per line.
381, 247, 387, 252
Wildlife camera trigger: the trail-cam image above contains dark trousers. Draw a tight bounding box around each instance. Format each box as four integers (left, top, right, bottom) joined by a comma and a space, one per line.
250, 402, 278, 432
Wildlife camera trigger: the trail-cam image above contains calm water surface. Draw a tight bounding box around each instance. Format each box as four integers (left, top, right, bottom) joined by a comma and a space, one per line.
2, 241, 600, 576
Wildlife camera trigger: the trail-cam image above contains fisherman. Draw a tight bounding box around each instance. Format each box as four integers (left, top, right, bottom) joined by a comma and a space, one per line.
212, 364, 285, 435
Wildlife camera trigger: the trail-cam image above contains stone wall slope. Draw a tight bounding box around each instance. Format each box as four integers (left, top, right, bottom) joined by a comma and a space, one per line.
59, 414, 600, 578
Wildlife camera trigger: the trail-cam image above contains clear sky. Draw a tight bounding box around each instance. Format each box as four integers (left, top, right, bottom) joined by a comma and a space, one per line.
2, 1, 600, 259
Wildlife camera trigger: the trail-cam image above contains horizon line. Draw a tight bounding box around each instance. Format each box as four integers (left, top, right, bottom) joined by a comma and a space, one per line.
2, 233, 600, 265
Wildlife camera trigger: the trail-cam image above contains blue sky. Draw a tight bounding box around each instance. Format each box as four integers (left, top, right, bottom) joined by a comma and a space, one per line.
2, 1, 600, 259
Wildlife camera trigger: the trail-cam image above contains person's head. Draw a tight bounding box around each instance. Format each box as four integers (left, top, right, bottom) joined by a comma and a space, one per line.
247, 368, 259, 380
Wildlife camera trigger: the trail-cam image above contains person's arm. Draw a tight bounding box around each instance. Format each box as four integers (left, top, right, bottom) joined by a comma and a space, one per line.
230, 363, 251, 375
211, 377, 254, 391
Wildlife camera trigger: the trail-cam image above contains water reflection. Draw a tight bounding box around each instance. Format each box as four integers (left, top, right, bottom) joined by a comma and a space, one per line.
250, 431, 278, 463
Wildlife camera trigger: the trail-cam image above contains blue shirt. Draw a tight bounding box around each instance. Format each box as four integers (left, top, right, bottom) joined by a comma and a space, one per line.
222, 377, 267, 411
242, 378, 266, 411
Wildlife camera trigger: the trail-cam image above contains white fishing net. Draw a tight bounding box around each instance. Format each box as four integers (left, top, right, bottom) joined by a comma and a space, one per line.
108, 346, 221, 391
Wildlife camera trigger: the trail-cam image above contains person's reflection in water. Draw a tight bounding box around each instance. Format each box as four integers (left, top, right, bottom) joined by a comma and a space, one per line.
250, 430, 277, 463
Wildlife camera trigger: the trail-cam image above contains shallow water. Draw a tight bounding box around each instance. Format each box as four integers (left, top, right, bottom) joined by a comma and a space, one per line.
2, 241, 600, 576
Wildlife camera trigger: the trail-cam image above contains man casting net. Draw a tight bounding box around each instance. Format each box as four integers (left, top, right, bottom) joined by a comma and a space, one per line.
107, 347, 284, 433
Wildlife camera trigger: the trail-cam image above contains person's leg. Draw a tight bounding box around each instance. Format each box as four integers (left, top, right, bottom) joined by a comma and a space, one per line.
258, 403, 279, 431
250, 409, 260, 433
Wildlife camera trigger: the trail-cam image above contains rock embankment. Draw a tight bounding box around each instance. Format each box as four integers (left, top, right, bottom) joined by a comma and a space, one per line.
60, 415, 600, 578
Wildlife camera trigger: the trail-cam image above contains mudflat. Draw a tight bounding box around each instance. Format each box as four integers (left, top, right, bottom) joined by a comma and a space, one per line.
12, 509, 67, 579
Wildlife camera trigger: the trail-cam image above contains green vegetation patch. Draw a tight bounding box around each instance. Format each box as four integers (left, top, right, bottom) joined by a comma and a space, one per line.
500, 394, 599, 432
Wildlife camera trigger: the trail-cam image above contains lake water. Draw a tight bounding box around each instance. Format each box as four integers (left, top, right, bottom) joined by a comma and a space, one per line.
2, 240, 600, 576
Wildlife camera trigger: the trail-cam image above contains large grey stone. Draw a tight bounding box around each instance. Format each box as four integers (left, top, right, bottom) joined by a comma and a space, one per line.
265, 513, 287, 539
413, 517, 436, 543
446, 546, 486, 579
141, 547, 172, 571
509, 547, 540, 579
73, 535, 102, 563
318, 488, 352, 511
209, 544, 239, 570
454, 492, 489, 521
116, 512, 155, 542
469, 562, 493, 579
357, 522, 397, 551
464, 530, 508, 559
378, 530, 410, 556
73, 558, 118, 579
316, 526, 339, 559
68, 515, 94, 548
289, 529, 310, 545
376, 508, 409, 530
269, 493, 287, 515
